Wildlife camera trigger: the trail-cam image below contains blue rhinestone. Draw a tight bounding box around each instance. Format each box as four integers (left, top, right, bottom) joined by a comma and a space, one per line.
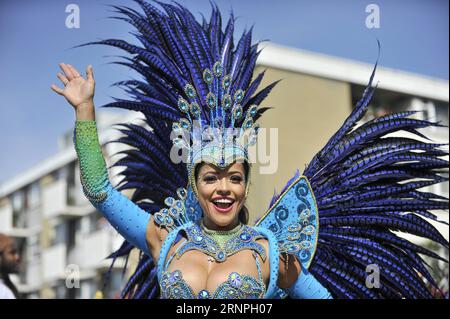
229, 272, 242, 288
222, 94, 232, 109
179, 118, 190, 130
169, 208, 178, 217
206, 93, 216, 108
222, 75, 231, 90
213, 61, 223, 77
184, 84, 196, 99
203, 69, 213, 84
172, 122, 182, 132
240, 233, 251, 241
217, 251, 225, 260
234, 89, 244, 103
178, 98, 189, 113
227, 290, 236, 296
164, 197, 175, 206
301, 241, 312, 249
243, 118, 253, 130
249, 105, 258, 117
190, 102, 200, 118
198, 290, 210, 299
233, 105, 243, 120
177, 188, 187, 199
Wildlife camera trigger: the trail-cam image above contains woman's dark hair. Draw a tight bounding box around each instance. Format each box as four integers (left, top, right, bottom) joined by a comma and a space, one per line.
195, 161, 250, 225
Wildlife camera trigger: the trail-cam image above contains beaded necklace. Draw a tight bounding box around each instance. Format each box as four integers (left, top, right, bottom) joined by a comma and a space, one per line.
200, 220, 243, 250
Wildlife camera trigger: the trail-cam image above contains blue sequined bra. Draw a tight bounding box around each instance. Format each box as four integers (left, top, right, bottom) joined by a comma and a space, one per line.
159, 223, 267, 299
160, 262, 265, 299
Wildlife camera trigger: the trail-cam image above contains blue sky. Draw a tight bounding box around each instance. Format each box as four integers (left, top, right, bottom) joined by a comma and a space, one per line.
0, 0, 448, 184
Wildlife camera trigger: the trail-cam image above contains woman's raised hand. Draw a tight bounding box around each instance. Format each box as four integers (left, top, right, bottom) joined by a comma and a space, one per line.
51, 63, 96, 119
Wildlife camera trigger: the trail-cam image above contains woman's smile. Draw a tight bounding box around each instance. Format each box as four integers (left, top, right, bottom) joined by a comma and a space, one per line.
211, 197, 236, 213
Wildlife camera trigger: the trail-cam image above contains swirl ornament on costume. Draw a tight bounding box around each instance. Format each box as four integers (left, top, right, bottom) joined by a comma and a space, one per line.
255, 176, 319, 269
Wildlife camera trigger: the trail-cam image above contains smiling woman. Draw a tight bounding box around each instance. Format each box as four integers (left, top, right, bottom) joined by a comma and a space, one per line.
51, 0, 448, 299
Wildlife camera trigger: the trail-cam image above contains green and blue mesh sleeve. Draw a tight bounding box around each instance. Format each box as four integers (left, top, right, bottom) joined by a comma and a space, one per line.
73, 120, 151, 255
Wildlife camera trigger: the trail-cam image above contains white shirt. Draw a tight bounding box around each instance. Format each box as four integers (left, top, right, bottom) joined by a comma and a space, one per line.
0, 279, 15, 299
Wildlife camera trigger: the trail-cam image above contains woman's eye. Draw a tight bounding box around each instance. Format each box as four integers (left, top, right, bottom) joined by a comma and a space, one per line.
203, 176, 217, 183
231, 175, 243, 183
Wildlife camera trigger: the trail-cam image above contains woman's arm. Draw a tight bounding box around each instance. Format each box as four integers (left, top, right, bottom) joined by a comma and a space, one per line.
257, 237, 331, 298
278, 253, 332, 299
277, 253, 301, 289
51, 63, 168, 260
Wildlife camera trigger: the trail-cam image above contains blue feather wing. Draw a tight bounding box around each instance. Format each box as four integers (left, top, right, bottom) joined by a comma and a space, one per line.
257, 60, 449, 298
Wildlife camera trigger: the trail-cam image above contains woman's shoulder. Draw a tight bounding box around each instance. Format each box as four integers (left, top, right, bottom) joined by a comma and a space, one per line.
248, 225, 278, 244
243, 225, 273, 259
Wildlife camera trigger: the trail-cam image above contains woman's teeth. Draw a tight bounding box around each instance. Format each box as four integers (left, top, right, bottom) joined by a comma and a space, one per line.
213, 199, 234, 209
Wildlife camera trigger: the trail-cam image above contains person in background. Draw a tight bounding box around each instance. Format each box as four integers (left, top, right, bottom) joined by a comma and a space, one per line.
0, 233, 21, 299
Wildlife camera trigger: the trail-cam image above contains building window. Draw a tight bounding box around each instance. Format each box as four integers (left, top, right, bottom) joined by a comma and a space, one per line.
27, 234, 40, 261
51, 223, 67, 247
11, 190, 26, 228
27, 182, 41, 209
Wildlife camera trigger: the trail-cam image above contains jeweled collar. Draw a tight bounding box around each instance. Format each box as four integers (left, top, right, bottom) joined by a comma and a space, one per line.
200, 220, 243, 250
175, 222, 266, 263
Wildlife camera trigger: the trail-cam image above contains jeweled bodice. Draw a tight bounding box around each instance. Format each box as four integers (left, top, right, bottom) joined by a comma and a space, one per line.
159, 222, 267, 299
160, 270, 265, 299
